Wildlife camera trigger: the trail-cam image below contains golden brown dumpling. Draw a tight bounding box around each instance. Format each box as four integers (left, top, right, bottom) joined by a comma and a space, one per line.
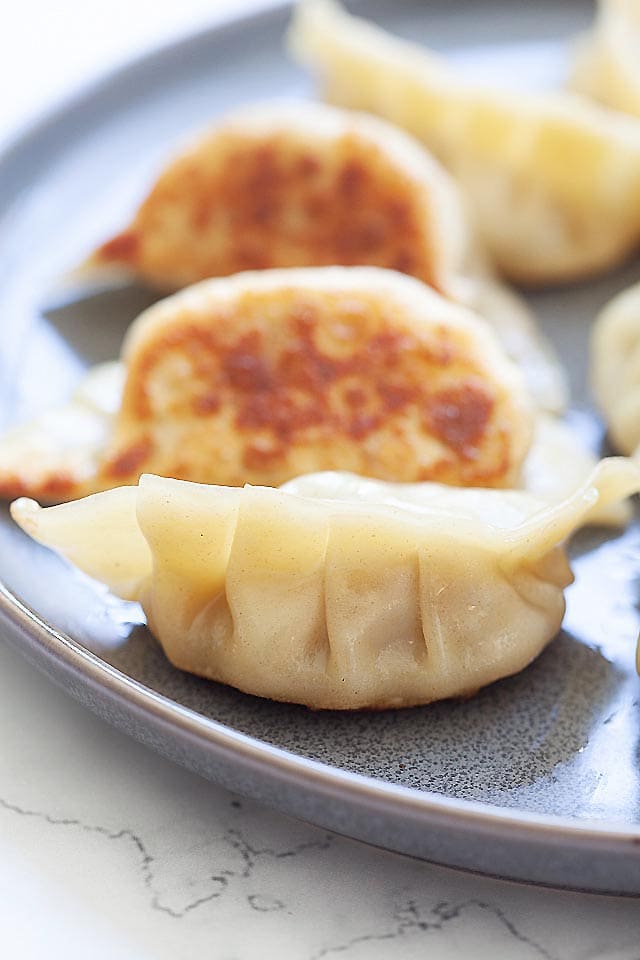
0, 267, 533, 502
571, 0, 640, 118
289, 0, 640, 285
82, 100, 568, 410
88, 101, 469, 298
11, 456, 640, 708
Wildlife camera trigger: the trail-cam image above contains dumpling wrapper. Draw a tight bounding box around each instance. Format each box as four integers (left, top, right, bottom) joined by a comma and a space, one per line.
289, 0, 640, 285
0, 367, 621, 524
571, 0, 640, 119
88, 101, 468, 298
469, 276, 567, 412
84, 100, 566, 411
0, 267, 534, 501
592, 281, 640, 455
11, 456, 640, 709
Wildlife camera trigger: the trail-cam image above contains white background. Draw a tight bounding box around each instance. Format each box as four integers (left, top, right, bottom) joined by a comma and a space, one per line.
0, 1, 263, 145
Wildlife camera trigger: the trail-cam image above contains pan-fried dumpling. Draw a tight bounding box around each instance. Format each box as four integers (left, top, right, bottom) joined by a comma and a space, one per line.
11, 456, 640, 709
289, 0, 640, 285
0, 267, 534, 502
88, 101, 469, 299
571, 0, 640, 118
592, 281, 640, 454
83, 101, 567, 409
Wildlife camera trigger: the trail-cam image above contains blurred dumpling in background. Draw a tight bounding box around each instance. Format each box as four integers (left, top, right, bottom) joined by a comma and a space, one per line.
469, 276, 567, 413
289, 0, 640, 285
11, 456, 640, 708
571, 0, 640, 118
592, 281, 640, 454
84, 99, 567, 412
88, 101, 470, 296
0, 267, 534, 502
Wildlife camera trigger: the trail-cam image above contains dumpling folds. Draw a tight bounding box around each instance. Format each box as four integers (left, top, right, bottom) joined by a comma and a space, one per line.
592, 281, 640, 454
84, 99, 566, 411
289, 0, 640, 285
571, 0, 640, 118
0, 267, 534, 501
12, 457, 640, 709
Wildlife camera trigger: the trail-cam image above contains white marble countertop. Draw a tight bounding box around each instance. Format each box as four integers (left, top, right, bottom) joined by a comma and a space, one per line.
2, 2, 640, 957
3, 638, 640, 959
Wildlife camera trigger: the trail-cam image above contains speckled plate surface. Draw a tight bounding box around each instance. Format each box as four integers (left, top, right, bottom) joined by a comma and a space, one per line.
1, 0, 640, 894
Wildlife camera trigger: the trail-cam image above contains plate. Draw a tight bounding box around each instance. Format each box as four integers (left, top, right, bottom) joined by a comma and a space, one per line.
1, 0, 640, 894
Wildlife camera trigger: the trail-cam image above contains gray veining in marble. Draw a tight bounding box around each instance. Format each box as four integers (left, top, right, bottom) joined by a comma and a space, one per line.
2, 638, 640, 960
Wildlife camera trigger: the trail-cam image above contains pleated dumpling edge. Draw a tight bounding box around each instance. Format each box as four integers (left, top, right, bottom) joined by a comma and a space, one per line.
289, 0, 640, 285
11, 456, 640, 710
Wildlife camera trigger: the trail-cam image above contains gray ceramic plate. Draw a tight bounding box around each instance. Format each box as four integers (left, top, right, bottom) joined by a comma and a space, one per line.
1, 0, 640, 895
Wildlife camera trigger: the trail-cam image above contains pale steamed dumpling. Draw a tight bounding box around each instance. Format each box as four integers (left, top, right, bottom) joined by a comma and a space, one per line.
289, 0, 640, 285
0, 267, 534, 502
84, 99, 566, 409
11, 456, 640, 709
592, 281, 640, 454
571, 0, 640, 118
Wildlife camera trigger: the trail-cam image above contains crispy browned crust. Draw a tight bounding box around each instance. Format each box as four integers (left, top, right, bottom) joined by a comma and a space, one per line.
91, 108, 455, 293
0, 271, 531, 502
96, 274, 528, 490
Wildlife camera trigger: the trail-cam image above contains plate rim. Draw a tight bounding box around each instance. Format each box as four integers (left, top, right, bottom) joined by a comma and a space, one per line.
1, 0, 639, 874
0, 1, 291, 164
2, 579, 640, 852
